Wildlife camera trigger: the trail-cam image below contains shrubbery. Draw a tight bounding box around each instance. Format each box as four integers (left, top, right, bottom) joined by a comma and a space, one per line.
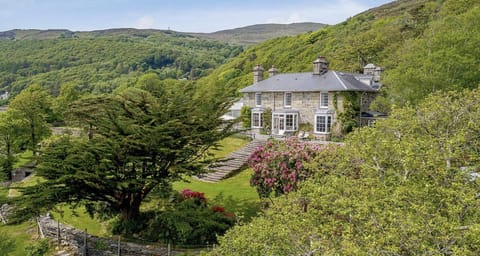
249, 138, 322, 198
112, 189, 235, 246
142, 189, 235, 246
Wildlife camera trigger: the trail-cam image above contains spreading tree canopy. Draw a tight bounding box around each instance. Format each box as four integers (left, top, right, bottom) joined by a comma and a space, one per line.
0, 111, 27, 180
10, 75, 236, 222
212, 88, 480, 255
8, 84, 52, 154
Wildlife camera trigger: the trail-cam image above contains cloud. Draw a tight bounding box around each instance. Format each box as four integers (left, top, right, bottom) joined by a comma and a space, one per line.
135, 15, 155, 29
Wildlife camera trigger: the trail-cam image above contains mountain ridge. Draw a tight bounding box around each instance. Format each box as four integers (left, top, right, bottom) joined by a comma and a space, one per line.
0, 22, 326, 46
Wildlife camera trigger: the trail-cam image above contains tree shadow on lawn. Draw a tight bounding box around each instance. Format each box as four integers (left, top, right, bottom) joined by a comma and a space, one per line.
209, 193, 262, 222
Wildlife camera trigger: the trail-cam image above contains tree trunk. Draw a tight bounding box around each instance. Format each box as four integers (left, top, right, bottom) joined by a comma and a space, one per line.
119, 194, 142, 221
31, 122, 36, 155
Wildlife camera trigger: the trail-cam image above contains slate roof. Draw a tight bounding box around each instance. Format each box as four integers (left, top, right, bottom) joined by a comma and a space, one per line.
239, 70, 378, 93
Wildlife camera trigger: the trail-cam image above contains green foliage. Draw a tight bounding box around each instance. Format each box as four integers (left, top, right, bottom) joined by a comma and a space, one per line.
385, 2, 480, 105
0, 232, 16, 255
0, 32, 242, 96
142, 190, 235, 246
298, 122, 313, 133
214, 88, 480, 255
51, 82, 82, 122
199, 0, 480, 110
10, 74, 236, 224
337, 92, 360, 133
0, 111, 28, 180
24, 239, 49, 256
8, 84, 52, 154
173, 169, 260, 221
239, 105, 251, 129
260, 107, 272, 134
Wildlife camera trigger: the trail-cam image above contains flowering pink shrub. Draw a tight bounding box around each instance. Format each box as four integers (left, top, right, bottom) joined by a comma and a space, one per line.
181, 189, 206, 201
211, 206, 226, 212
249, 138, 321, 198
180, 189, 207, 206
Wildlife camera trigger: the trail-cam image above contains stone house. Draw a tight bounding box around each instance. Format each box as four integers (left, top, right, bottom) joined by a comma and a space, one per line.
239, 57, 383, 140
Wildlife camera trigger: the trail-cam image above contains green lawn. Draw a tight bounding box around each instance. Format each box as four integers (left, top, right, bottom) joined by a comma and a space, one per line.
50, 205, 109, 237
0, 221, 39, 256
8, 175, 44, 197
173, 169, 260, 220
208, 135, 249, 159
0, 185, 7, 201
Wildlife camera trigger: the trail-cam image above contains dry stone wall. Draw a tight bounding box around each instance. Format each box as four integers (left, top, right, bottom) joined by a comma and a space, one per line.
38, 214, 173, 256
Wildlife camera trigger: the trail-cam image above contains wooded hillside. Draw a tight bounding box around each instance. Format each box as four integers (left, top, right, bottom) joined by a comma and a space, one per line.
0, 30, 242, 98
200, 0, 480, 109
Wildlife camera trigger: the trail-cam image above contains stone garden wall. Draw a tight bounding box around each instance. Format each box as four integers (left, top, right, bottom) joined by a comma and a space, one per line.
37, 214, 174, 256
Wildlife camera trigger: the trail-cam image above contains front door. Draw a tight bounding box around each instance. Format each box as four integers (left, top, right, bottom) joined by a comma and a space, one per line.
272, 114, 285, 135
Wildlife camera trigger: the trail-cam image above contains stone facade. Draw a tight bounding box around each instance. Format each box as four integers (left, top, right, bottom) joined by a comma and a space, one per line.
244, 91, 376, 140
240, 57, 382, 141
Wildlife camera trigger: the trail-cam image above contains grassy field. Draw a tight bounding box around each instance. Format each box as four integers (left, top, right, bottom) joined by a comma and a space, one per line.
50, 205, 110, 237
173, 168, 260, 219
0, 221, 39, 256
1, 175, 48, 255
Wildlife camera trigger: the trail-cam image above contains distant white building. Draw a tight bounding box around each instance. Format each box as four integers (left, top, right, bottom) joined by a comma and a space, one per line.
0, 91, 9, 100
222, 99, 244, 130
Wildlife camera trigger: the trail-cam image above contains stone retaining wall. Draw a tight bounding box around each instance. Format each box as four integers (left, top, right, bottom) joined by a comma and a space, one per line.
38, 215, 173, 256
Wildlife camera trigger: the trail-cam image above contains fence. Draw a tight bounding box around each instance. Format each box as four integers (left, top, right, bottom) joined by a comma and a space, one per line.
37, 214, 174, 256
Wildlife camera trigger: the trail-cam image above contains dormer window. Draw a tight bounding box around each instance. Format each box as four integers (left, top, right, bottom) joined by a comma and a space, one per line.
320, 92, 329, 108
284, 92, 292, 108
255, 93, 262, 107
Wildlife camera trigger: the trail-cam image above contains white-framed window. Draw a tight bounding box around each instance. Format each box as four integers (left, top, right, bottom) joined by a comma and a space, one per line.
314, 114, 332, 134
284, 113, 297, 131
320, 92, 329, 108
252, 111, 262, 128
284, 92, 292, 108
272, 112, 298, 134
255, 93, 262, 107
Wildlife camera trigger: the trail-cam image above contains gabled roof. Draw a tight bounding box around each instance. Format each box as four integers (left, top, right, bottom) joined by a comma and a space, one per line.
239, 70, 377, 93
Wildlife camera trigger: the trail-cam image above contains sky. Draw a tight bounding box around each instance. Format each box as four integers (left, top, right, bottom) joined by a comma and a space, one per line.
0, 0, 393, 33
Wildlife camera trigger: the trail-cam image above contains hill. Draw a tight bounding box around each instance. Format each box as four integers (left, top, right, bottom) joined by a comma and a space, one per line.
200, 0, 480, 109
190, 22, 326, 46
0, 29, 243, 98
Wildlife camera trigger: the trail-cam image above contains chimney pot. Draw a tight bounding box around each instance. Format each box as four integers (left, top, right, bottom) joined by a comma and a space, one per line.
313, 56, 329, 75
253, 64, 264, 83
268, 66, 278, 77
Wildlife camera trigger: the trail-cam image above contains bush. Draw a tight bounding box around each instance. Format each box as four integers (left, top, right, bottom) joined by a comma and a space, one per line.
110, 211, 154, 236
25, 239, 49, 256
249, 138, 321, 198
142, 190, 235, 246
239, 106, 251, 128
0, 232, 15, 255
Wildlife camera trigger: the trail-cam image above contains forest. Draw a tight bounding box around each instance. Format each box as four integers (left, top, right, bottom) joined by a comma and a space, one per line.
0, 30, 242, 99
1, 0, 480, 254
199, 0, 480, 111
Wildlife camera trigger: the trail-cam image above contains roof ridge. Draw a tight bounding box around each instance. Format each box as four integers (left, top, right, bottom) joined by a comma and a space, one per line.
332, 71, 348, 90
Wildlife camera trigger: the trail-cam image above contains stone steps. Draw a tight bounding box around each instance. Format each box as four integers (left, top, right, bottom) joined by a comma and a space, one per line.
196, 139, 265, 182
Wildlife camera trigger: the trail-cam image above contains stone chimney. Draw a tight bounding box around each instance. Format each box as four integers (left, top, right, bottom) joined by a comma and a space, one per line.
253, 64, 264, 83
374, 66, 384, 82
363, 63, 376, 75
268, 66, 278, 77
313, 56, 329, 75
